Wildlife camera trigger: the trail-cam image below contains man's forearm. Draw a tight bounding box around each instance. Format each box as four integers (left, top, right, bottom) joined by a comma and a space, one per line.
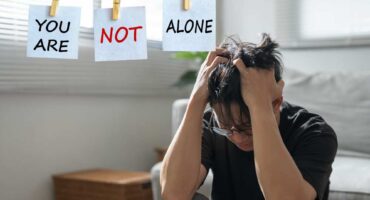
160, 98, 206, 199
250, 102, 313, 200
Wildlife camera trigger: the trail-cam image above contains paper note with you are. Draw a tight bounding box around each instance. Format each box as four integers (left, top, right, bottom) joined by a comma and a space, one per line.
27, 5, 81, 59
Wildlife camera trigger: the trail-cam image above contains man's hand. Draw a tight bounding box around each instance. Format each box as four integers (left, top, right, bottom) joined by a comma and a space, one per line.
190, 48, 228, 106
233, 59, 317, 200
233, 58, 284, 109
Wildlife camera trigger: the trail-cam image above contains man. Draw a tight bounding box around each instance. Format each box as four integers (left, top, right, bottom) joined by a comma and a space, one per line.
160, 33, 337, 200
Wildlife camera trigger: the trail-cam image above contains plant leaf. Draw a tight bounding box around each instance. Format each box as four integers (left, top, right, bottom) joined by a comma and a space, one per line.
173, 70, 198, 88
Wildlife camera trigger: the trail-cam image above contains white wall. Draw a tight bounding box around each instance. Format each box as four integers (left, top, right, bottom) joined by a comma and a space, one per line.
0, 93, 179, 200
0, 39, 191, 200
217, 0, 370, 73
0, 30, 192, 199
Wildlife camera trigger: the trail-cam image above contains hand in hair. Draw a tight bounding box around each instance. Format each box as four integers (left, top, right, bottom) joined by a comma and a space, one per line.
207, 33, 284, 110
233, 58, 284, 110
190, 48, 229, 105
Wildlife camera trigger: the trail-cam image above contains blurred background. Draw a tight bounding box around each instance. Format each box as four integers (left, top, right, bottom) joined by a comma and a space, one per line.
0, 0, 369, 200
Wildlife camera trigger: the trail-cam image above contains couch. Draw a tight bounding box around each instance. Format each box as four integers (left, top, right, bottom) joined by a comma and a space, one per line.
151, 67, 370, 200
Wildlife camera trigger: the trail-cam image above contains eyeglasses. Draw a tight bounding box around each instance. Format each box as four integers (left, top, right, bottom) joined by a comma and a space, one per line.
204, 111, 252, 137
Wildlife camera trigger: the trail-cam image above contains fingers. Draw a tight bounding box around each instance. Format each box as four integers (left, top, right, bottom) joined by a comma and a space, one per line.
232, 57, 284, 100
206, 48, 226, 66
232, 58, 248, 74
208, 56, 229, 71
233, 58, 276, 78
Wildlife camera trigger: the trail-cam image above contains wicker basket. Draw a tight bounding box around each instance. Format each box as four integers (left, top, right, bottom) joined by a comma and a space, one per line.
53, 169, 153, 200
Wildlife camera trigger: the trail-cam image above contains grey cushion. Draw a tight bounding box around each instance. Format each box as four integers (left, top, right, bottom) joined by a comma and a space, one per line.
151, 162, 163, 200
330, 154, 370, 196
171, 99, 189, 137
329, 191, 370, 200
283, 68, 370, 154
329, 153, 370, 199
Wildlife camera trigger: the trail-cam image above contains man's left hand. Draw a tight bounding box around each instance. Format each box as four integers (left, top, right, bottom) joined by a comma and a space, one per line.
233, 58, 284, 109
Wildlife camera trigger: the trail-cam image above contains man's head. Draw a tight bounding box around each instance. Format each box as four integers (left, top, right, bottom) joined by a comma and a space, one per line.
208, 33, 284, 151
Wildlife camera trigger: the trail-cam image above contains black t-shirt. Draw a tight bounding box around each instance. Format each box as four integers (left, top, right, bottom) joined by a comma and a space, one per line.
201, 101, 338, 200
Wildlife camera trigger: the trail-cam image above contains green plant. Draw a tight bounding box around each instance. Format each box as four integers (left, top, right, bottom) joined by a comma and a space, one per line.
173, 52, 208, 88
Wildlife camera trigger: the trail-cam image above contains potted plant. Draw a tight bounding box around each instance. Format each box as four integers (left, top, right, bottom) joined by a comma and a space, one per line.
173, 52, 208, 88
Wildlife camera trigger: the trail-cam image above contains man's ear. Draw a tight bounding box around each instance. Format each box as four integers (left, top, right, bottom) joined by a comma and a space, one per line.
273, 96, 283, 113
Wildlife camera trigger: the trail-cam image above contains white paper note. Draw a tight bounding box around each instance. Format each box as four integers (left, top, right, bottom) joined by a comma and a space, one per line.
94, 7, 147, 61
27, 5, 81, 59
162, 0, 216, 51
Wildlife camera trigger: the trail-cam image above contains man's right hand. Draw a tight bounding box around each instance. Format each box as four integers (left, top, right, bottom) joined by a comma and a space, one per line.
161, 49, 228, 200
190, 48, 229, 106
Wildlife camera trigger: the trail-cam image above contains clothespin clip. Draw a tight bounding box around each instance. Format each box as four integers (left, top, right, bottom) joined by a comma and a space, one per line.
113, 0, 120, 20
49, 0, 59, 17
183, 0, 190, 11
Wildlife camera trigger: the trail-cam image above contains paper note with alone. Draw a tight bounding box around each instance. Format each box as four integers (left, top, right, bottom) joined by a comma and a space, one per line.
163, 0, 216, 51
94, 7, 147, 61
27, 5, 81, 59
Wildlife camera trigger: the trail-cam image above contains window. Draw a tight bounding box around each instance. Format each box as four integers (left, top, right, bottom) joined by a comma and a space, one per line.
0, 0, 162, 46
0, 0, 94, 45
275, 0, 370, 48
0, 0, 187, 96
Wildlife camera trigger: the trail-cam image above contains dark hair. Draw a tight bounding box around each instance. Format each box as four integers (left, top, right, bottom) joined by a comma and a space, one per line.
208, 33, 283, 125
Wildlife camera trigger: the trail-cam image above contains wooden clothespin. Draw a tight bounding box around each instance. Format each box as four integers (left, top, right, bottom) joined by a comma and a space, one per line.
113, 0, 120, 20
183, 0, 190, 11
49, 0, 59, 17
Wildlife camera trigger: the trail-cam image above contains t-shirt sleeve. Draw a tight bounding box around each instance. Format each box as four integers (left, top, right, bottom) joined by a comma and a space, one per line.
199, 118, 214, 187
201, 123, 214, 173
292, 122, 338, 200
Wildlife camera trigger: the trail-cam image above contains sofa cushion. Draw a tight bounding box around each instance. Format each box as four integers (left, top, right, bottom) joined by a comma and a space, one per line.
171, 99, 189, 137
329, 154, 370, 199
329, 191, 370, 200
283, 68, 370, 154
